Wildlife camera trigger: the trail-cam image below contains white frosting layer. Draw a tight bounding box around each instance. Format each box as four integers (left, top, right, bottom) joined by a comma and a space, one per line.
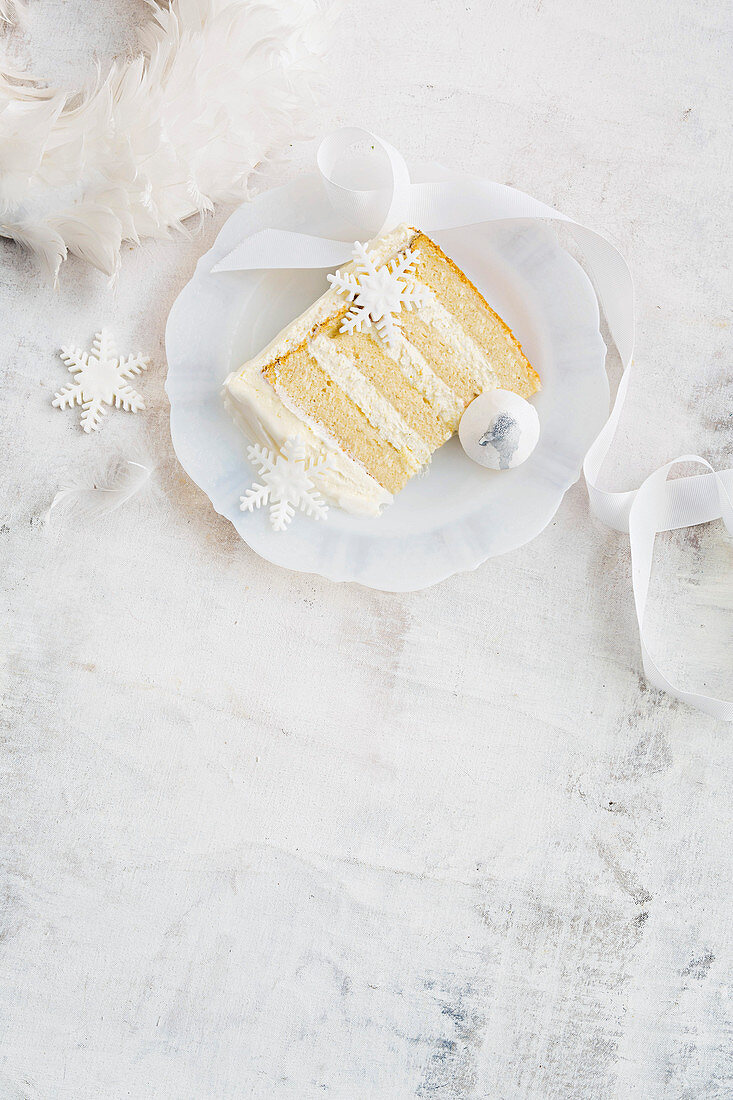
382, 332, 463, 427
416, 289, 500, 392
308, 333, 428, 469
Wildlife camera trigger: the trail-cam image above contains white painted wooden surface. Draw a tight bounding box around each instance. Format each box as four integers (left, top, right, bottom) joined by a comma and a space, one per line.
1, 2, 731, 1097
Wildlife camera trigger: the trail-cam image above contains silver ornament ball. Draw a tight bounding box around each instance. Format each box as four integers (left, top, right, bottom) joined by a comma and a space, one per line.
458, 389, 540, 470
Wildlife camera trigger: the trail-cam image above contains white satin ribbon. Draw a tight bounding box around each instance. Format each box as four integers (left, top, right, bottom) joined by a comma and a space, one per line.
214, 128, 732, 719
630, 458, 732, 721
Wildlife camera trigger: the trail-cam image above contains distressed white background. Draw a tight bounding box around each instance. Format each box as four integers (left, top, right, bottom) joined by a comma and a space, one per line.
1, 1, 732, 1097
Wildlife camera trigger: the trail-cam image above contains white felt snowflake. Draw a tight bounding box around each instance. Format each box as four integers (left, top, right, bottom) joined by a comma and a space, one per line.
327, 241, 426, 348
52, 329, 149, 433
240, 437, 333, 532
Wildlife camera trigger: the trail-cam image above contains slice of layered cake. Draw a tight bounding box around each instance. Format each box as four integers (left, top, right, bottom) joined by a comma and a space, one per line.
225, 224, 540, 516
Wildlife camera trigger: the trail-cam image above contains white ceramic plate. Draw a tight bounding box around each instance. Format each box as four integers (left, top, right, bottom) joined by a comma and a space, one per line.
165, 169, 608, 591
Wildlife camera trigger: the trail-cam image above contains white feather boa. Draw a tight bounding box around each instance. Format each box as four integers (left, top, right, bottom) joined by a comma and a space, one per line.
0, 0, 332, 280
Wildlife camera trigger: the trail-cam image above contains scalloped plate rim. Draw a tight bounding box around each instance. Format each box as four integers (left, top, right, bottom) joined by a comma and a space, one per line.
165, 167, 608, 591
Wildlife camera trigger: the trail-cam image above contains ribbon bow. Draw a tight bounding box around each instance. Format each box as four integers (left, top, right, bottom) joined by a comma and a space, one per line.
215, 127, 733, 721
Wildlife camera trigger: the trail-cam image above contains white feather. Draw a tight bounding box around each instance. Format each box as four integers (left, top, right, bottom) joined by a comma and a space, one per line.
0, 0, 25, 28
0, 0, 335, 277
44, 460, 153, 526
0, 219, 66, 282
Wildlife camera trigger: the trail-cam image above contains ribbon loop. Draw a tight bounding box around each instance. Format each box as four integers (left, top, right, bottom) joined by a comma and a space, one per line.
316, 127, 412, 235
630, 457, 733, 721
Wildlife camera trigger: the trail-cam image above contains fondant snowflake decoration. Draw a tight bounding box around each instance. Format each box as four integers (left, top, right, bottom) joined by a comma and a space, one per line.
52, 330, 149, 433
327, 241, 426, 348
240, 437, 333, 532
